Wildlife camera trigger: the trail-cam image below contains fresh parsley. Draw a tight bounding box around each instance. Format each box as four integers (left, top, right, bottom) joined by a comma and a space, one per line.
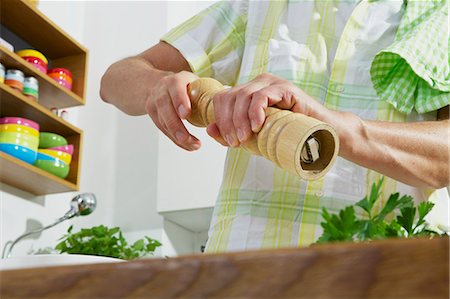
316, 178, 443, 244
55, 225, 162, 260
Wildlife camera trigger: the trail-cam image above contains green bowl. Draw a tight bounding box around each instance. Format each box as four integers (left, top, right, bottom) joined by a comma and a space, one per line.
39, 132, 68, 148
34, 159, 70, 179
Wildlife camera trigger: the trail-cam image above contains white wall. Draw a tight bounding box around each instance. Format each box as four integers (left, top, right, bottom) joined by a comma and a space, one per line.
0, 1, 99, 257
0, 1, 222, 258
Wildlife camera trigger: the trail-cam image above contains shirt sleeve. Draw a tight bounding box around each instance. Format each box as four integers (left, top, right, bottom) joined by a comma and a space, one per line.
161, 1, 248, 86
370, 0, 450, 114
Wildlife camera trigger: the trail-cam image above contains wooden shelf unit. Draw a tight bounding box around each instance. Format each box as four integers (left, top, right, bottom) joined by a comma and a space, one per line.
0, 0, 87, 195
0, 45, 85, 109
0, 0, 88, 100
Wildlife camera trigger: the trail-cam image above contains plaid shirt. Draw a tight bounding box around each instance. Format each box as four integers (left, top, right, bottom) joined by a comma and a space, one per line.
162, 0, 449, 253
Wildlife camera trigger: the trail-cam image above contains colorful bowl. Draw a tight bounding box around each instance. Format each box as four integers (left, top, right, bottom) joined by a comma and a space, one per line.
20, 56, 48, 73
48, 144, 74, 155
34, 158, 69, 179
39, 132, 68, 148
38, 148, 71, 165
0, 124, 39, 137
53, 79, 72, 91
48, 68, 72, 79
48, 72, 72, 84
0, 143, 37, 164
0, 117, 40, 131
16, 49, 48, 65
0, 132, 39, 149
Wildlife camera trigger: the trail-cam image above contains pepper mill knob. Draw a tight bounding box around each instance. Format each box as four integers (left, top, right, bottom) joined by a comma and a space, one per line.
187, 78, 339, 180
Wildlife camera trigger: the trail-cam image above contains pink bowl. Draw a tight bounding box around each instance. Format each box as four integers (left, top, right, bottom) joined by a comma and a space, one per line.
48, 144, 74, 155
0, 117, 39, 131
53, 79, 72, 90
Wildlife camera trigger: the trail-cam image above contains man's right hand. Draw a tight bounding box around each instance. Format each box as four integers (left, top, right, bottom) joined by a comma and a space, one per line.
145, 71, 201, 151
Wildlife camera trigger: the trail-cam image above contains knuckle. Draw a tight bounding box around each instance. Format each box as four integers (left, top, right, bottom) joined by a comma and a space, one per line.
237, 88, 253, 100
252, 90, 266, 101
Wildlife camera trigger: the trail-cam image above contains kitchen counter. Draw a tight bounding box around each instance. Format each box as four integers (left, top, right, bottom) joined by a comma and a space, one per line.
1, 237, 448, 298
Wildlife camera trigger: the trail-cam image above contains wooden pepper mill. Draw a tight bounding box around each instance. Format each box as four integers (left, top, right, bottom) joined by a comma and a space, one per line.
187, 78, 339, 180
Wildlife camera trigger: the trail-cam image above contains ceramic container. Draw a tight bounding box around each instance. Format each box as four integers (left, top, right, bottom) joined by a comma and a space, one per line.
20, 56, 47, 73
0, 124, 39, 137
48, 144, 74, 155
38, 148, 71, 165
0, 132, 39, 149
17, 49, 48, 74
39, 132, 68, 148
0, 143, 37, 164
47, 68, 72, 79
0, 117, 40, 131
5, 69, 24, 91
16, 49, 48, 64
23, 76, 39, 101
34, 158, 69, 178
48, 68, 73, 91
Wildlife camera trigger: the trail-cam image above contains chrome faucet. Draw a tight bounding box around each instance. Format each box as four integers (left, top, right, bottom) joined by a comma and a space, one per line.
2, 193, 97, 259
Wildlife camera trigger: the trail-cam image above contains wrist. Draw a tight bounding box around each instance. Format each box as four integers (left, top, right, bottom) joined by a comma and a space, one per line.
319, 109, 363, 158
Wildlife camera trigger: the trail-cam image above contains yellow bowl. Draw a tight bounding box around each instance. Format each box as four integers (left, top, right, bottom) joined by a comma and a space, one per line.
0, 124, 39, 137
16, 49, 48, 64
0, 132, 38, 149
38, 148, 72, 165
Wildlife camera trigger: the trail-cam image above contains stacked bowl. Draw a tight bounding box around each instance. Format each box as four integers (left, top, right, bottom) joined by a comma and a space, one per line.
47, 68, 73, 91
16, 49, 48, 74
0, 117, 39, 164
36, 132, 73, 179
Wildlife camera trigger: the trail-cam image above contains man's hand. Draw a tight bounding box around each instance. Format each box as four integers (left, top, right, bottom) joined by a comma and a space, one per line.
145, 71, 201, 151
206, 73, 331, 147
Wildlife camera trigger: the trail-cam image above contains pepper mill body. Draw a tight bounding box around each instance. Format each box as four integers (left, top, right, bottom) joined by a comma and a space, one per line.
187, 78, 339, 180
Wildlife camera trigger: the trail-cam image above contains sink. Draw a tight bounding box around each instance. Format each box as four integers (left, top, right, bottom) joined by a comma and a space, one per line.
0, 254, 123, 271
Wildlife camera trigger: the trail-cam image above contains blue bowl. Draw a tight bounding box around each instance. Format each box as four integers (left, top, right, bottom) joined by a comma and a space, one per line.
0, 143, 37, 164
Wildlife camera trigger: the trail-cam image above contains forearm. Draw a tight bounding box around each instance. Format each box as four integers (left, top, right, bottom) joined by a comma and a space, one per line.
100, 56, 171, 115
322, 111, 450, 189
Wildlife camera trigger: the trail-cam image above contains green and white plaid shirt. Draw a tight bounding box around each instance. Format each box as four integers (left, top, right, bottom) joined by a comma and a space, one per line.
163, 0, 449, 253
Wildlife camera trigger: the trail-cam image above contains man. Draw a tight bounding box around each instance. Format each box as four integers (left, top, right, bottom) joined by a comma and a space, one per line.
101, 0, 449, 253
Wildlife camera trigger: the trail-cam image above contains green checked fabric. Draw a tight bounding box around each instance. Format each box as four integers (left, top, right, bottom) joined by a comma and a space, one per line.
371, 0, 450, 114
162, 0, 449, 253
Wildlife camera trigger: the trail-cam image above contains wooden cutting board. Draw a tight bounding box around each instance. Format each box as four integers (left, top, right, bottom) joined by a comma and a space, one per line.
1, 237, 448, 298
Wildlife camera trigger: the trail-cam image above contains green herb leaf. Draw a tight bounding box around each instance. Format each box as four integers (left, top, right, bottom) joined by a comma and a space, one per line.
316, 178, 442, 244
355, 178, 383, 218
55, 225, 162, 260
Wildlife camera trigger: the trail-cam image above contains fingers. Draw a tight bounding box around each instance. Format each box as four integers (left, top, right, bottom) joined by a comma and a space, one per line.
159, 94, 201, 150
206, 123, 228, 147
214, 80, 270, 147
146, 78, 201, 151
213, 90, 239, 147
165, 71, 199, 119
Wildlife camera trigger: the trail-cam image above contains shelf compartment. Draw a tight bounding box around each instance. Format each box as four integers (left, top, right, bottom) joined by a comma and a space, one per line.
0, 45, 85, 109
0, 151, 78, 195
0, 83, 82, 193
0, 0, 88, 100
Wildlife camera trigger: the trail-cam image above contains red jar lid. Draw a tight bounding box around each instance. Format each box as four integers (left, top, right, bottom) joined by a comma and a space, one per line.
48, 68, 72, 78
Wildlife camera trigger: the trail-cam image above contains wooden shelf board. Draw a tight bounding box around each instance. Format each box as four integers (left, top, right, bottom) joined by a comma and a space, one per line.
0, 151, 78, 195
0, 0, 87, 58
0, 83, 82, 135
0, 45, 85, 109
